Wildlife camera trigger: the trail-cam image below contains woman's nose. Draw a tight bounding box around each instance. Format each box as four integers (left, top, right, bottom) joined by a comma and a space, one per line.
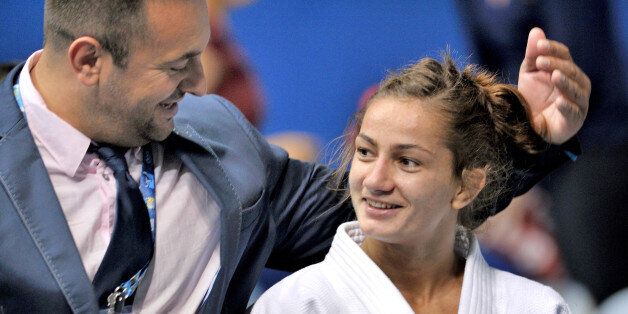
362, 159, 394, 194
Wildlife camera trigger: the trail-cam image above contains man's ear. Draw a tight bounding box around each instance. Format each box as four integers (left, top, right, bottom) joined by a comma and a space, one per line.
452, 168, 486, 210
67, 36, 105, 86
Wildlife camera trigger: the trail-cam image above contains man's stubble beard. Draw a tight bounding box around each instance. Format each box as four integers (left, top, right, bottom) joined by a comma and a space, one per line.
94, 85, 153, 147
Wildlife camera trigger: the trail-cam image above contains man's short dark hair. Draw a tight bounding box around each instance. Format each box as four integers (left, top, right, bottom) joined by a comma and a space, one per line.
44, 0, 149, 68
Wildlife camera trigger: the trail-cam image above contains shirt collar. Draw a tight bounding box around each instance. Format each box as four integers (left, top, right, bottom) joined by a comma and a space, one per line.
19, 50, 91, 177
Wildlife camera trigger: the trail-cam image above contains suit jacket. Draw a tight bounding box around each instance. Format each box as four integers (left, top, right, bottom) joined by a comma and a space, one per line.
0, 64, 578, 313
0, 64, 353, 313
252, 221, 570, 313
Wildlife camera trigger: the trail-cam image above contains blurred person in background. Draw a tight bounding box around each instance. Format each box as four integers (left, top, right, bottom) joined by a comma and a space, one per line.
476, 186, 597, 313
202, 0, 264, 126
201, 0, 321, 162
456, 0, 628, 306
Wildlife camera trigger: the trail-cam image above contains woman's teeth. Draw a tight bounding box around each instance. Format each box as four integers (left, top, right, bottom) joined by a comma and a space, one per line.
366, 199, 398, 209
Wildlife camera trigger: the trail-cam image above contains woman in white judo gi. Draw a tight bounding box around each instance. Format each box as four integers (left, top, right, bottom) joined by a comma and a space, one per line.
252, 49, 580, 313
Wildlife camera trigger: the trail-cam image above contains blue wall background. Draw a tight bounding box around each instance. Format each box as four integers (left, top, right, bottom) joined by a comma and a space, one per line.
227, 1, 471, 151
2, 1, 626, 157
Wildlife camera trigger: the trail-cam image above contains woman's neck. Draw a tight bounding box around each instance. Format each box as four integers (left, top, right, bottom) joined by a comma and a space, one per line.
361, 235, 465, 312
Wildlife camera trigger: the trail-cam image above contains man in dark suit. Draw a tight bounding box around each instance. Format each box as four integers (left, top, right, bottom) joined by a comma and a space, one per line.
0, 0, 590, 313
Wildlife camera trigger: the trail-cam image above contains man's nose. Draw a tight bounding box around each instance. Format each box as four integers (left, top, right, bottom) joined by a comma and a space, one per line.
180, 56, 207, 96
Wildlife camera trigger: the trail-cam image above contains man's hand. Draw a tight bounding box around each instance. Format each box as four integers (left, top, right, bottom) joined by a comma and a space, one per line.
518, 27, 591, 144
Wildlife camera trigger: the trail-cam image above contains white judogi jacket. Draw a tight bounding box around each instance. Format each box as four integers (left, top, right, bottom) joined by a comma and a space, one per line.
252, 221, 570, 313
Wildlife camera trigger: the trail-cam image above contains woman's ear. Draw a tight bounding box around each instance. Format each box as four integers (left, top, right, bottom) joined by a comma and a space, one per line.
67, 36, 105, 86
452, 168, 486, 210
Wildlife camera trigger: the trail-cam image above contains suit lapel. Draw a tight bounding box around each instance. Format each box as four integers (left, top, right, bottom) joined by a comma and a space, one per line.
0, 68, 98, 312
168, 126, 243, 312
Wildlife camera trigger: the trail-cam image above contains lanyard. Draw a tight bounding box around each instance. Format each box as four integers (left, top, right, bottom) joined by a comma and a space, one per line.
14, 83, 157, 305
115, 144, 156, 303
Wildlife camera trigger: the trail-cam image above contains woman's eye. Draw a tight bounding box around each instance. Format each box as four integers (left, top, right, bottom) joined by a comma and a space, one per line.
356, 147, 370, 157
400, 158, 419, 168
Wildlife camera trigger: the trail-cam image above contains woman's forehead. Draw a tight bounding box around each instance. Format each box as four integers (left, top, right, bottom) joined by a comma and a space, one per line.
363, 97, 444, 128
360, 97, 448, 148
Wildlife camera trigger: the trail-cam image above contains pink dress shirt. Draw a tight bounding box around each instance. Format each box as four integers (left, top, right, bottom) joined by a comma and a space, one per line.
19, 51, 221, 313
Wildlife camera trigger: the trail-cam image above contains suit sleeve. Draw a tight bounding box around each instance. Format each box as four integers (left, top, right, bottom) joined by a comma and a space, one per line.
494, 136, 581, 214
216, 97, 355, 271
264, 156, 354, 271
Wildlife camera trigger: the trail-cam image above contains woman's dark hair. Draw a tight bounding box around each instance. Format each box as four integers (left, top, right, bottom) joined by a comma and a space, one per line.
332, 53, 546, 231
